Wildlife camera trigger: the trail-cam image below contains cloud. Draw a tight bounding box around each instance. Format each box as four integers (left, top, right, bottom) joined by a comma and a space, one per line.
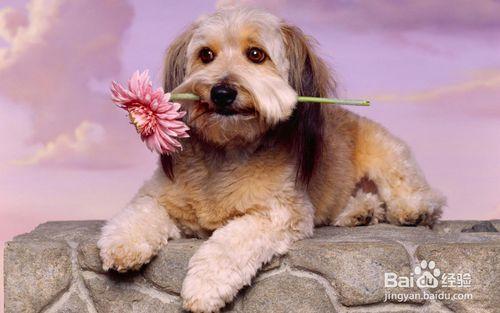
491, 204, 500, 219
376, 70, 500, 102
0, 0, 62, 69
12, 121, 120, 168
0, 0, 145, 169
226, 0, 500, 34
372, 69, 500, 119
0, 6, 29, 42
216, 0, 287, 10
0, 0, 134, 141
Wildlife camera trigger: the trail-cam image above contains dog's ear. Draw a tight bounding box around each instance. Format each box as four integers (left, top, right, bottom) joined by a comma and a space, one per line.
280, 24, 336, 186
161, 27, 194, 180
163, 27, 194, 92
281, 24, 335, 98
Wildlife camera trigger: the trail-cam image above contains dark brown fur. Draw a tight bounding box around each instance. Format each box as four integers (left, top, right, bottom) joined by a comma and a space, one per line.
272, 25, 336, 185
161, 27, 195, 180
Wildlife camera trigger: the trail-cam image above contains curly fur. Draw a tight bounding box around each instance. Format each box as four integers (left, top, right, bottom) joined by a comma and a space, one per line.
98, 6, 445, 313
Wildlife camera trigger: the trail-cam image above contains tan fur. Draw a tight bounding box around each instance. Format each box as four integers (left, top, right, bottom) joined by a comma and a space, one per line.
353, 117, 445, 225
309, 106, 359, 225
334, 190, 385, 227
98, 6, 445, 313
161, 142, 296, 231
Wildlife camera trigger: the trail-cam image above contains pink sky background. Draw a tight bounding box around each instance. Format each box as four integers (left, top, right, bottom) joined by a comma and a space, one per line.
1, 0, 499, 309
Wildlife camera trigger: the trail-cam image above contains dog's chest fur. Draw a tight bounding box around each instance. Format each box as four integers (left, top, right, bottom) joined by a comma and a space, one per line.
157, 108, 362, 235
158, 143, 296, 233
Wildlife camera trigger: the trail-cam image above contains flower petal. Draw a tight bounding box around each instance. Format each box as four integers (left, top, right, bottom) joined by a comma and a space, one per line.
111, 70, 189, 154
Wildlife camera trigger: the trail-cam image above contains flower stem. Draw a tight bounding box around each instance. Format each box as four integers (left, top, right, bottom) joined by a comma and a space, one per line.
170, 93, 200, 101
297, 96, 370, 106
170, 93, 370, 106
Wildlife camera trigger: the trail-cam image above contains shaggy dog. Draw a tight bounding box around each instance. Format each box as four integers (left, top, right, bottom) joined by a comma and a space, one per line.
98, 6, 445, 313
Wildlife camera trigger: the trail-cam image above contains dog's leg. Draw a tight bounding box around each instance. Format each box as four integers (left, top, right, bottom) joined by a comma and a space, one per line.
98, 167, 180, 272
334, 190, 384, 226
181, 193, 314, 313
354, 118, 446, 226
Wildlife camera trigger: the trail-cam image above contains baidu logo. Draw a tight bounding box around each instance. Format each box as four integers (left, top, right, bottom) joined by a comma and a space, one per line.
413, 260, 441, 288
384, 260, 463, 289
384, 259, 473, 303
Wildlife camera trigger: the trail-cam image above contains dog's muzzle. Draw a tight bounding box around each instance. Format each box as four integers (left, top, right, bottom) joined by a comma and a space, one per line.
210, 84, 238, 115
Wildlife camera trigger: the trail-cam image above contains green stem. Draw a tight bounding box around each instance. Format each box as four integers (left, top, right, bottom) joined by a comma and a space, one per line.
297, 96, 370, 106
170, 93, 370, 106
170, 93, 200, 101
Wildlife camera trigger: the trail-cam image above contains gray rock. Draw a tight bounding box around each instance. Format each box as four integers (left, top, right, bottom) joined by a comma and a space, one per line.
461, 221, 498, 233
4, 240, 72, 313
77, 236, 105, 273
53, 291, 90, 313
82, 271, 182, 313
313, 223, 497, 245
4, 220, 500, 313
143, 239, 202, 294
286, 240, 422, 306
13, 220, 104, 243
344, 308, 428, 313
434, 220, 500, 234
416, 242, 500, 313
238, 273, 336, 313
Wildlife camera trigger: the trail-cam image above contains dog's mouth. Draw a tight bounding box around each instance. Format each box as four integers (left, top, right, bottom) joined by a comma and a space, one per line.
214, 106, 239, 116
199, 101, 256, 117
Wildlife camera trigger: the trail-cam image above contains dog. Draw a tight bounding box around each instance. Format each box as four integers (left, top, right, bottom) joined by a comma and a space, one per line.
98, 6, 445, 313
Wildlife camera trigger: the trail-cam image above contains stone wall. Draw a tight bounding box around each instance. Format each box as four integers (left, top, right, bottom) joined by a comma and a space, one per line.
4, 220, 500, 313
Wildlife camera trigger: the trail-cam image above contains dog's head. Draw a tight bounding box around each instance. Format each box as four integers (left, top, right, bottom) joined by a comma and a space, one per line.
163, 7, 335, 184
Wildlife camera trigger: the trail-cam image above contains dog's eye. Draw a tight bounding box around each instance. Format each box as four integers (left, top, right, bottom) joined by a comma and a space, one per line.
199, 48, 215, 64
247, 47, 266, 64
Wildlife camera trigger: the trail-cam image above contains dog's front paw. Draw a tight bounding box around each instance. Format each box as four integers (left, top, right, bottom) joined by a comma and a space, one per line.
181, 254, 242, 313
181, 271, 228, 313
97, 231, 156, 272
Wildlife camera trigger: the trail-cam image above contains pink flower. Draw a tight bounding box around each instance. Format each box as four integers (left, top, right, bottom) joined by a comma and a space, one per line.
110, 70, 189, 155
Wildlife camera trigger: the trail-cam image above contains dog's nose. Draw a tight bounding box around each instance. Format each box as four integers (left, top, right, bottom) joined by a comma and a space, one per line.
210, 84, 237, 107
